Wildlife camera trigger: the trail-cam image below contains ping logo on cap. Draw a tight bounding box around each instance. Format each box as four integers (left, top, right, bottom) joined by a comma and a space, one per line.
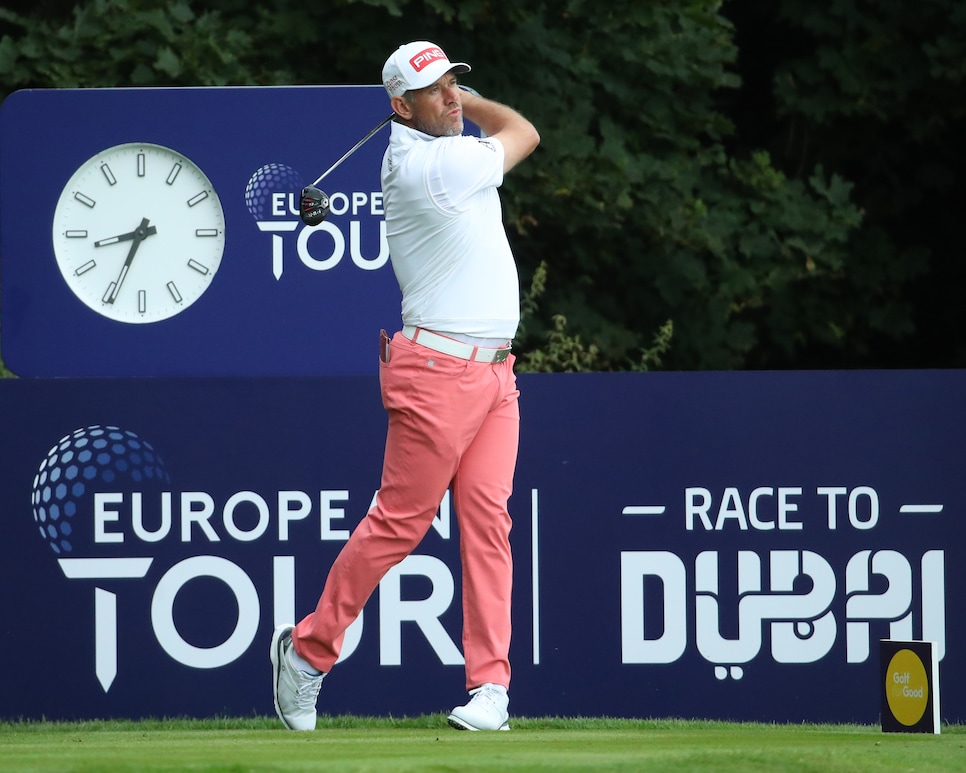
409, 46, 447, 72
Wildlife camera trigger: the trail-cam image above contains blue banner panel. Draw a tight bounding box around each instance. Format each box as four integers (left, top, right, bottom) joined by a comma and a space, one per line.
0, 370, 963, 723
0, 86, 399, 376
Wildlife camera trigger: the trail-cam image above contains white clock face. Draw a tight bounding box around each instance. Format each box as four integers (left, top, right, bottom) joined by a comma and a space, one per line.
52, 142, 226, 323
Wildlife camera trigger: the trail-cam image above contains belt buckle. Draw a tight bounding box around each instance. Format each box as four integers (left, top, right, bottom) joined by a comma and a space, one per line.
493, 348, 510, 364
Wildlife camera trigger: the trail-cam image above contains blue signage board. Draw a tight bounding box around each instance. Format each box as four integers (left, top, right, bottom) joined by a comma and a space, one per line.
0, 86, 399, 376
0, 369, 962, 723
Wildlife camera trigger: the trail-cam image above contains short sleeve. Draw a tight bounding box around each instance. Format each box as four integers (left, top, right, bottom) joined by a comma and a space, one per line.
426, 135, 506, 212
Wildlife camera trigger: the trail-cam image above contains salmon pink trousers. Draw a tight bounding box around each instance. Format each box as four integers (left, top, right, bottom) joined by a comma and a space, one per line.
292, 330, 520, 691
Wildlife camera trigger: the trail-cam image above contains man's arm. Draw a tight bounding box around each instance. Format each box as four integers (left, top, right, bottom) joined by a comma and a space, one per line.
460, 91, 540, 173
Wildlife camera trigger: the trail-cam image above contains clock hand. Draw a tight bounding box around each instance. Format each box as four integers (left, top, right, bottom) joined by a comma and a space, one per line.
105, 217, 155, 304
95, 225, 158, 247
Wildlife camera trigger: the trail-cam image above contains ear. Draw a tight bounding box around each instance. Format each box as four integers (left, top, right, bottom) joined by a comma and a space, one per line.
390, 95, 413, 120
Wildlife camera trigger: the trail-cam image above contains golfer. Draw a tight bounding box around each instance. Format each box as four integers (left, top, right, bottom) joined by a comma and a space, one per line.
271, 40, 539, 732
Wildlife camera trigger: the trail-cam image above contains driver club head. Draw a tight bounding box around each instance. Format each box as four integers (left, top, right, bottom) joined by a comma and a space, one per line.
300, 185, 330, 226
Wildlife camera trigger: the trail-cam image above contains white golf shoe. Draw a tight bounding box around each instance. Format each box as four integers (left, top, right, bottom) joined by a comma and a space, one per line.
447, 683, 511, 731
270, 624, 324, 731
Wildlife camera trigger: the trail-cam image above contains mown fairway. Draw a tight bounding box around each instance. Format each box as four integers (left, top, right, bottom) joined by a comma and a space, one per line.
0, 716, 963, 772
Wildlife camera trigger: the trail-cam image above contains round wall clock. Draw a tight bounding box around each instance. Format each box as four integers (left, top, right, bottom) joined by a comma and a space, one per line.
51, 142, 226, 323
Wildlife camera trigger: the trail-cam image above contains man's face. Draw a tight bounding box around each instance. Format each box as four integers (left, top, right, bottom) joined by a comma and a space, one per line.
408, 72, 463, 137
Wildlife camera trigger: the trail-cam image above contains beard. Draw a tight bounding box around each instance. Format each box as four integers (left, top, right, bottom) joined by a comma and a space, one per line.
412, 113, 463, 138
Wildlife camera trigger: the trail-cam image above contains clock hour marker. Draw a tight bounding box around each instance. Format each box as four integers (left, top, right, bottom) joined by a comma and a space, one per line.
166, 163, 183, 185
187, 259, 209, 275
137, 153, 146, 177
75, 260, 96, 276
74, 192, 96, 208
102, 282, 117, 304
100, 164, 117, 186
187, 191, 209, 207
138, 290, 146, 314
66, 230, 88, 239
167, 281, 183, 303
196, 228, 219, 237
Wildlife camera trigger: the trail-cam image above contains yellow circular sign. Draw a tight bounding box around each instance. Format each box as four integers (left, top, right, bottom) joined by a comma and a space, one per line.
886, 649, 929, 726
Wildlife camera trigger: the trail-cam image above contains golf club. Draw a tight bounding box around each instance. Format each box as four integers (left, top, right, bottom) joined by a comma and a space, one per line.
300, 113, 395, 226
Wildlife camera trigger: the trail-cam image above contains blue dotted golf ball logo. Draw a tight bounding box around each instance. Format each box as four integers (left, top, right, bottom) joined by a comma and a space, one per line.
31, 425, 169, 555
244, 163, 304, 221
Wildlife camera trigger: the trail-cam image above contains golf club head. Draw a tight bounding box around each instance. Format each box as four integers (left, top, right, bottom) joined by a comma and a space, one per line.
300, 185, 330, 226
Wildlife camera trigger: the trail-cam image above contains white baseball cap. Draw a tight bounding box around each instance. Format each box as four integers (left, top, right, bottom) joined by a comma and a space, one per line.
382, 41, 471, 98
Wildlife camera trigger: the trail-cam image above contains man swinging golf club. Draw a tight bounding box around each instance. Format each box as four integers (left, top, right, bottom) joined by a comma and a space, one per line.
271, 41, 540, 731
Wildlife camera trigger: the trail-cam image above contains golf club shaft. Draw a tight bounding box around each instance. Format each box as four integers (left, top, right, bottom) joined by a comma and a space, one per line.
311, 113, 395, 187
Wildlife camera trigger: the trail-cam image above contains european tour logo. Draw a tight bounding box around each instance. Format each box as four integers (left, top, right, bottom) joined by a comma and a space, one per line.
244, 162, 388, 280
29, 423, 468, 693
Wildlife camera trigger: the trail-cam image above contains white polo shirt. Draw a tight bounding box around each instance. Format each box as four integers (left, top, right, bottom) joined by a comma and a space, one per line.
380, 121, 520, 340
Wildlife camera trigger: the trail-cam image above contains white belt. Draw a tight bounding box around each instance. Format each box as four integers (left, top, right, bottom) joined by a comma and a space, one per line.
402, 326, 511, 364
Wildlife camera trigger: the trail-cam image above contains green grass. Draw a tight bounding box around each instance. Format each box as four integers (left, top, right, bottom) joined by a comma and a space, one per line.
0, 716, 964, 772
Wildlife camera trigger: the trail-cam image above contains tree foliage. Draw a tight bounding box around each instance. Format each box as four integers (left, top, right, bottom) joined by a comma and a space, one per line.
725, 0, 966, 367
1, 0, 963, 374
0, 0, 270, 86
